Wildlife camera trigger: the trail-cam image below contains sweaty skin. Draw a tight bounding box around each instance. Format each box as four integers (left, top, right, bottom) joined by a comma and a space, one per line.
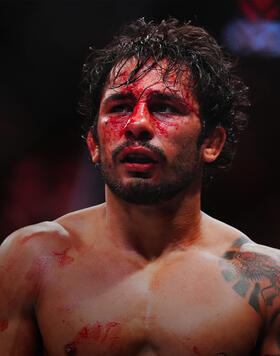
0, 60, 279, 356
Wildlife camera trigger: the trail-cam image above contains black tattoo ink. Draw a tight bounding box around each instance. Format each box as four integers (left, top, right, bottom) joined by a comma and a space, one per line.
248, 282, 260, 313
232, 279, 251, 298
221, 269, 235, 282
220, 236, 280, 313
270, 308, 280, 326
232, 236, 250, 248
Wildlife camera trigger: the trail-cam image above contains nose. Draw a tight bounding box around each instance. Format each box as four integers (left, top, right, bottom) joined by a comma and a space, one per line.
124, 101, 154, 141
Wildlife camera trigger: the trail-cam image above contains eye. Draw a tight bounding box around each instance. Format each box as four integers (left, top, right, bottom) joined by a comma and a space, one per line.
149, 103, 180, 114
109, 104, 132, 114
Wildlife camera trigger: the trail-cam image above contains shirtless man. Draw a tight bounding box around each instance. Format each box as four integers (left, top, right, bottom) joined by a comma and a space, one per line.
0, 18, 279, 356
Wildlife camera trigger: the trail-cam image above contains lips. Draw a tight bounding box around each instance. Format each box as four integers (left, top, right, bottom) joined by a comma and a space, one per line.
119, 147, 159, 164
118, 146, 159, 173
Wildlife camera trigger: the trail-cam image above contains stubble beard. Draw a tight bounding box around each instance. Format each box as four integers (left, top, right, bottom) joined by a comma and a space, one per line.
99, 145, 202, 205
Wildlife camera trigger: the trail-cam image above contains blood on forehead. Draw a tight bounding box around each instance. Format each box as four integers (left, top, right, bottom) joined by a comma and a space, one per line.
104, 57, 199, 115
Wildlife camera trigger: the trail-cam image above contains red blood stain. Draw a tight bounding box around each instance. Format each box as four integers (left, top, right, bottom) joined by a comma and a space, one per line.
100, 65, 199, 147
193, 345, 200, 354
78, 325, 90, 338
0, 319, 8, 332
20, 231, 42, 245
100, 322, 119, 343
25, 255, 52, 295
103, 117, 126, 143
91, 321, 102, 341
66, 321, 121, 350
52, 248, 74, 266
25, 256, 51, 281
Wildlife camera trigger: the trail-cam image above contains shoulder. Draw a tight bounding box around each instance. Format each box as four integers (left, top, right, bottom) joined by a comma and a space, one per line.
222, 236, 280, 271
0, 203, 105, 263
202, 213, 280, 311
55, 203, 105, 244
201, 212, 252, 254
220, 234, 280, 316
0, 221, 71, 309
1, 220, 70, 256
0, 221, 71, 281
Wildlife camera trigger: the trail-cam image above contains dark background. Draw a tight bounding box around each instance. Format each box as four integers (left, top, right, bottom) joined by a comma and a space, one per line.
0, 0, 279, 247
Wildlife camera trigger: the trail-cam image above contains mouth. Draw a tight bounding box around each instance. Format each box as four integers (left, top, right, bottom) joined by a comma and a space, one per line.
121, 153, 157, 164
119, 147, 159, 174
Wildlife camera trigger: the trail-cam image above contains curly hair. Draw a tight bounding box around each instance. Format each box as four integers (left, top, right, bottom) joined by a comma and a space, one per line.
79, 18, 249, 181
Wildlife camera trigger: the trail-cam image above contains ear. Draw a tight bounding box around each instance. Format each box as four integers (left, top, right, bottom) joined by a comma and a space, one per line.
201, 126, 226, 163
87, 130, 100, 163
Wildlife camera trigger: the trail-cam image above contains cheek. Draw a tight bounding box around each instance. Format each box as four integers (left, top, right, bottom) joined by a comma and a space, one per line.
98, 117, 127, 148
153, 119, 179, 137
165, 120, 201, 152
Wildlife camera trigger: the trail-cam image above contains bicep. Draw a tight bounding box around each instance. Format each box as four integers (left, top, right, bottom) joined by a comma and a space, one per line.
259, 305, 280, 355
0, 316, 42, 355
0, 233, 42, 355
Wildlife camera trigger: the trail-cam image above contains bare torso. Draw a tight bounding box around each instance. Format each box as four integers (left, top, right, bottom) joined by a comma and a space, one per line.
1, 205, 278, 355
38, 239, 261, 356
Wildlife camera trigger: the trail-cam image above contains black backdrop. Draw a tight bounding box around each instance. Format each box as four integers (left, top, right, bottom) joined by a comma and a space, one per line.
0, 0, 279, 248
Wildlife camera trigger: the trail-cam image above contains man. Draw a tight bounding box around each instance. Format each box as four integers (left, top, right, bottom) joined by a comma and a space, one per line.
0, 18, 278, 355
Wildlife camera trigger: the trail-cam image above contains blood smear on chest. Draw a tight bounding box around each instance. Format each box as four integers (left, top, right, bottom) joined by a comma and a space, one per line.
193, 345, 200, 354
52, 248, 74, 267
0, 319, 8, 332
64, 320, 122, 351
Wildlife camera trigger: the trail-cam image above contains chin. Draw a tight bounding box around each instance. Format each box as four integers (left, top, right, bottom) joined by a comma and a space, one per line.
106, 177, 189, 205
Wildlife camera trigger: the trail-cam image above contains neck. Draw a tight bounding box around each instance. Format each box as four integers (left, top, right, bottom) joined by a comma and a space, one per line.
103, 183, 202, 260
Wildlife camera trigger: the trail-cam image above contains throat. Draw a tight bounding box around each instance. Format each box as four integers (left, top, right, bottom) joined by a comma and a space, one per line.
120, 210, 201, 260
105, 185, 202, 260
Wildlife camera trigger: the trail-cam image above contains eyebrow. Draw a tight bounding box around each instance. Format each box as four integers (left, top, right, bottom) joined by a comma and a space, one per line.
149, 91, 198, 116
102, 92, 135, 106
147, 92, 186, 105
101, 90, 191, 111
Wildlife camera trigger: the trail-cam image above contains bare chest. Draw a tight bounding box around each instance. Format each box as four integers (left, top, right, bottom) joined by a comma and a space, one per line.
36, 252, 262, 356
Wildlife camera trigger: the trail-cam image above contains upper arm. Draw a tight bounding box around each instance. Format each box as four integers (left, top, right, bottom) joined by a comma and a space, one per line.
259, 311, 280, 355
250, 246, 280, 355
0, 222, 68, 355
220, 238, 280, 354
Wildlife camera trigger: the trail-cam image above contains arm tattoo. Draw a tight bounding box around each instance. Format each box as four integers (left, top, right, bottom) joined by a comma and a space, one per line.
220, 237, 280, 313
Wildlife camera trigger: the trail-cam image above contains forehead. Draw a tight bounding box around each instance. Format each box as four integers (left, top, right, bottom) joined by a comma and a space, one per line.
102, 57, 193, 100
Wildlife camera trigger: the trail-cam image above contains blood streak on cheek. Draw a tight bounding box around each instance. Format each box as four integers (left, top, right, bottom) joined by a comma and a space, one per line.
102, 117, 127, 143
193, 345, 200, 354
0, 319, 8, 332
64, 321, 122, 353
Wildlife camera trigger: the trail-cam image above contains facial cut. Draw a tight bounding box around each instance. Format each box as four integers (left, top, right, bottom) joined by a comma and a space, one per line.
94, 58, 203, 205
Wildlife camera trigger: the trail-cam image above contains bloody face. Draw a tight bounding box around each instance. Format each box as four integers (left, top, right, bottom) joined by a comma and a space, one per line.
96, 58, 203, 205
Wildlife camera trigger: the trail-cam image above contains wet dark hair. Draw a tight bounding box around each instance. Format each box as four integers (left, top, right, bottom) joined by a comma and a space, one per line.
79, 18, 249, 181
